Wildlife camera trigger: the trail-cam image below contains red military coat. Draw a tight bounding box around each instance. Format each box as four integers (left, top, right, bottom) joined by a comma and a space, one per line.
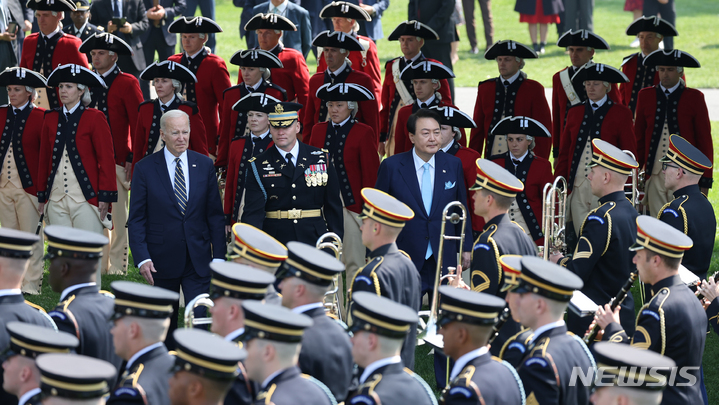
302, 67, 379, 146
379, 55, 452, 140
392, 97, 464, 156
551, 66, 620, 156
0, 105, 46, 196
308, 120, 379, 214
556, 101, 636, 184
91, 68, 143, 165
37, 107, 117, 207
224, 135, 274, 223
634, 85, 712, 186
216, 81, 286, 168
491, 152, 554, 244
468, 75, 552, 159
446, 141, 483, 232
168, 51, 231, 156
317, 33, 382, 103
132, 100, 208, 173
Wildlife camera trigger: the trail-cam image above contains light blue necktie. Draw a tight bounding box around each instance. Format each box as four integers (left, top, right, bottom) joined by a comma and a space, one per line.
272, 6, 279, 13
421, 162, 433, 259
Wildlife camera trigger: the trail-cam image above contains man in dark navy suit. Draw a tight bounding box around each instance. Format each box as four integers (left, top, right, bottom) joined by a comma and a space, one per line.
89, 0, 149, 77
248, 1, 312, 58
128, 109, 226, 349
139, 0, 186, 98
375, 108, 472, 300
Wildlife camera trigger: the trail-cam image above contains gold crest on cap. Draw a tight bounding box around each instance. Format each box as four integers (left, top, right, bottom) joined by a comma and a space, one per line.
274, 104, 284, 114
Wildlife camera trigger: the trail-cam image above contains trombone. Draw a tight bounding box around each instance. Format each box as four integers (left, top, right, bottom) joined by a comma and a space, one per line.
316, 232, 344, 322
540, 176, 568, 260
622, 150, 642, 210
417, 201, 467, 349
184, 293, 214, 328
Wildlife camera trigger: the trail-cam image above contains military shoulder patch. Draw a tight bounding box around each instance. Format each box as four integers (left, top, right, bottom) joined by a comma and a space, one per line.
662, 208, 679, 218
524, 357, 548, 368
586, 215, 605, 224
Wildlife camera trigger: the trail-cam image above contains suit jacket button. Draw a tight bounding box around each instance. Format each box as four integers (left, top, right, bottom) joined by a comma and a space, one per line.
425, 236, 429, 240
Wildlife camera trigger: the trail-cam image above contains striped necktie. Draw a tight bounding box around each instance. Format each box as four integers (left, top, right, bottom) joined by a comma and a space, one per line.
174, 157, 187, 215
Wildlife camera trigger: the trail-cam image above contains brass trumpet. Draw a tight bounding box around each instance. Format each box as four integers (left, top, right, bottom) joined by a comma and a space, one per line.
316, 232, 344, 322
417, 201, 468, 349
540, 176, 568, 260
184, 293, 214, 328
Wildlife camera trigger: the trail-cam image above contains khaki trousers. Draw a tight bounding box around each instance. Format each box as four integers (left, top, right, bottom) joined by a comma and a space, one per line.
0, 187, 44, 294
568, 179, 599, 234
341, 209, 365, 316
645, 172, 673, 217
102, 165, 130, 275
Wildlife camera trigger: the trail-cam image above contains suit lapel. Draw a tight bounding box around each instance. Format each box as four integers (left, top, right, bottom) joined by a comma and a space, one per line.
186, 152, 199, 211
399, 152, 425, 216
154, 150, 183, 215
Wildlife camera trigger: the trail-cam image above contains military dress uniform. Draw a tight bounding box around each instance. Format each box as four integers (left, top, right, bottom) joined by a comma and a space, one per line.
106, 282, 179, 405
0, 68, 47, 294
20, 0, 89, 110
558, 140, 639, 337
512, 257, 594, 405
36, 353, 117, 402
133, 60, 209, 173
634, 50, 712, 216
492, 256, 533, 369
167, 17, 231, 158
241, 103, 344, 245
44, 226, 122, 371
602, 216, 706, 405
469, 41, 551, 159
80, 33, 143, 276
656, 136, 715, 280
63, 0, 103, 62
215, 50, 287, 170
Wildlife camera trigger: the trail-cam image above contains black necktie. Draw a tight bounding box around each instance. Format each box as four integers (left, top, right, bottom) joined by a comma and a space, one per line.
665, 89, 670, 96
285, 152, 294, 171
13, 108, 19, 115
329, 73, 336, 81
419, 103, 427, 109
334, 124, 341, 131
65, 112, 70, 122
503, 80, 510, 87
161, 105, 167, 112
512, 158, 521, 165
591, 103, 599, 109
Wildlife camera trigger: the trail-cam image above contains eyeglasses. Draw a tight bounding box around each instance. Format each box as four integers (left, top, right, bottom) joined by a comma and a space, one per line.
661, 162, 681, 171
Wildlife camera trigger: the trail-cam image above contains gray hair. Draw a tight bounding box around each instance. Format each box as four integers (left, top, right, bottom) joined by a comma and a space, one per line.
515, 57, 526, 70
676, 66, 684, 73
325, 100, 359, 118
198, 33, 206, 39
160, 109, 190, 132
260, 66, 271, 80
170, 78, 185, 99
75, 83, 93, 106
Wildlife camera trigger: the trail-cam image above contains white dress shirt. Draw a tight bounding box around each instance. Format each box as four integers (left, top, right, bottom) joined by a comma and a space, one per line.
660, 81, 681, 96
502, 70, 521, 85
416, 93, 436, 109
101, 63, 119, 77
62, 100, 82, 116
261, 368, 286, 389
12, 101, 30, 113
291, 302, 324, 314
252, 128, 271, 140
510, 150, 529, 163
449, 346, 489, 381
18, 388, 41, 405
412, 148, 435, 191
276, 140, 300, 167
330, 115, 352, 127
268, 0, 288, 14
440, 140, 455, 153
43, 26, 61, 40
0, 288, 21, 298
329, 61, 348, 77
359, 356, 402, 383
589, 95, 608, 111
160, 94, 177, 110
164, 148, 190, 194
224, 327, 245, 342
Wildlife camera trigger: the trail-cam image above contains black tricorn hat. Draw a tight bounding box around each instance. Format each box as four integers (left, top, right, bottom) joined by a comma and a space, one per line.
316, 82, 374, 101
491, 116, 550, 137
232, 92, 281, 113
79, 33, 133, 55
571, 62, 629, 84
626, 15, 678, 37
319, 1, 372, 22
388, 20, 439, 41
311, 30, 364, 51
46, 64, 107, 88
0, 67, 47, 89
244, 13, 297, 32
556, 29, 609, 50
484, 40, 537, 60
230, 49, 284, 68
139, 60, 197, 83
430, 106, 476, 129
399, 60, 455, 80
642, 49, 700, 68
26, 0, 76, 12
168, 16, 223, 34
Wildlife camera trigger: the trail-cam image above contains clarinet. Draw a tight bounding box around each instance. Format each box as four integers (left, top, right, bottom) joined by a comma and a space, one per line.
583, 271, 638, 344
488, 306, 511, 345
696, 272, 719, 301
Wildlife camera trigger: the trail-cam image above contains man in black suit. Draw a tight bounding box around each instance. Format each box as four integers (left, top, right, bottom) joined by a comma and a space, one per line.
139, 0, 185, 99
63, 0, 102, 62
89, 0, 149, 77
408, 0, 456, 98
128, 109, 226, 349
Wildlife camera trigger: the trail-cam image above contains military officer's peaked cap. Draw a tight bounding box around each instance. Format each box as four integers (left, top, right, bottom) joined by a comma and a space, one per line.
430, 106, 476, 129
232, 92, 281, 113
593, 342, 676, 390
316, 82, 375, 101
244, 13, 297, 32
172, 329, 246, 380
139, 60, 197, 83
572, 62, 629, 84
359, 187, 414, 227
36, 353, 116, 399
319, 1, 372, 21
556, 29, 610, 49
626, 15, 678, 37
438, 286, 505, 327
388, 20, 439, 41
0, 67, 47, 88
209, 261, 276, 300
491, 116, 550, 138
642, 49, 700, 68
228, 223, 287, 265
512, 256, 583, 301
349, 292, 418, 338
74, 0, 89, 10
79, 33, 133, 55
267, 102, 303, 127
110, 281, 179, 320
168, 16, 222, 33
275, 241, 344, 287
630, 215, 693, 258
0, 228, 39, 259
230, 49, 284, 68
469, 159, 524, 197
1, 322, 78, 361
26, 0, 76, 12
240, 300, 313, 343
660, 134, 712, 175
43, 225, 108, 260
399, 60, 455, 81
499, 254, 523, 292
46, 64, 107, 88
312, 30, 364, 51
587, 139, 638, 175
484, 40, 538, 60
